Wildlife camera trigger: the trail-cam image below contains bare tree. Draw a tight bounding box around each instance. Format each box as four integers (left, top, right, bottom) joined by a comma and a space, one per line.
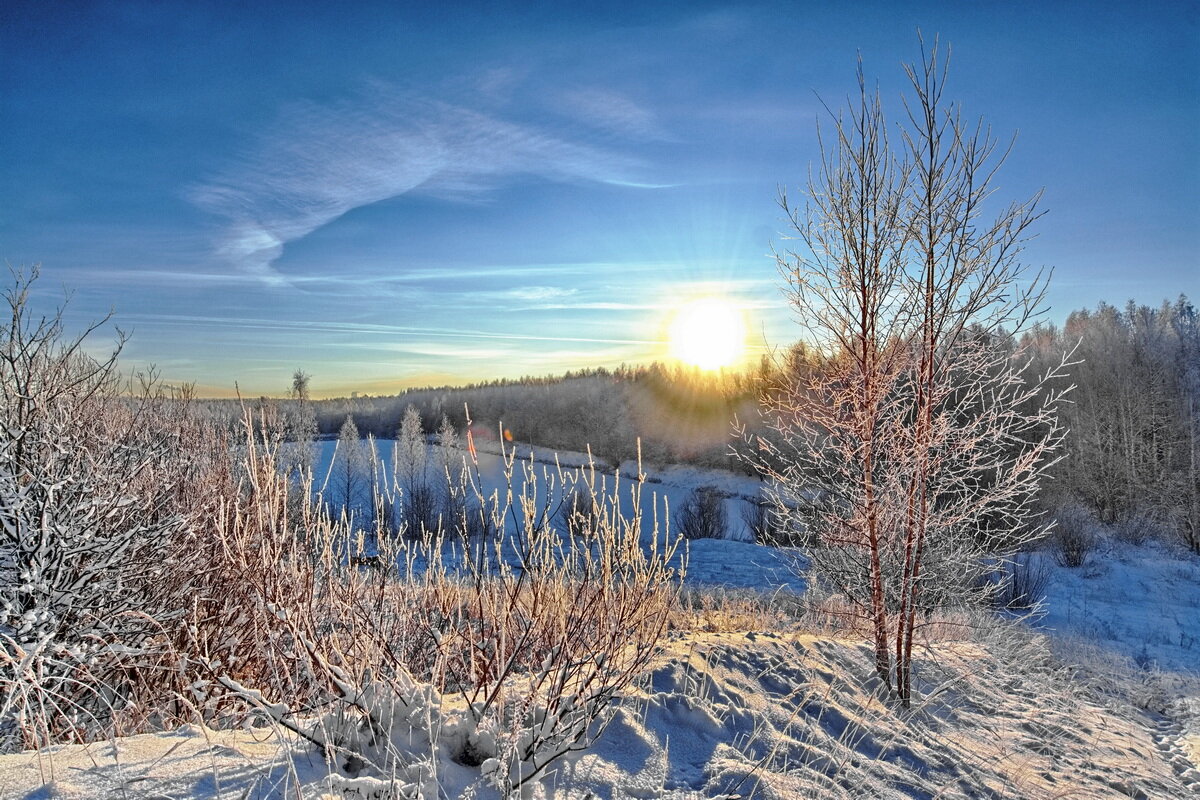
745, 41, 1071, 705
282, 368, 317, 480
752, 54, 914, 686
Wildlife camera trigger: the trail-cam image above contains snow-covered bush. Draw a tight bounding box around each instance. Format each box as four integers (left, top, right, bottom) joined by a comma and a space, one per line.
1113, 507, 1163, 546
0, 268, 217, 749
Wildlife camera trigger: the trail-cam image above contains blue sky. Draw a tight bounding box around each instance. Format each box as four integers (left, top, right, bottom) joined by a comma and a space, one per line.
2, 1, 1196, 397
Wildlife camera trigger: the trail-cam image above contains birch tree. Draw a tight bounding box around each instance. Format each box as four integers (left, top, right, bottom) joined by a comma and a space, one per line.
394, 404, 436, 537
746, 40, 1071, 705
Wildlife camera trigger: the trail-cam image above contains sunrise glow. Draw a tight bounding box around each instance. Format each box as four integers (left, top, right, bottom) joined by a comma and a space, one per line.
667, 297, 746, 370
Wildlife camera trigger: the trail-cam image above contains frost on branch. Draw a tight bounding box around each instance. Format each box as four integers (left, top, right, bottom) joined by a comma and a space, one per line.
203, 421, 681, 797
0, 267, 196, 749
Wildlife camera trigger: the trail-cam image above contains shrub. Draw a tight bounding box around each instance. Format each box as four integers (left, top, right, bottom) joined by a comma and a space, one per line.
1053, 504, 1098, 568
438, 485, 495, 543
558, 485, 603, 538
208, 441, 682, 795
0, 270, 220, 750
674, 486, 729, 540
1114, 508, 1161, 546
994, 552, 1051, 610
740, 498, 771, 543
740, 492, 809, 545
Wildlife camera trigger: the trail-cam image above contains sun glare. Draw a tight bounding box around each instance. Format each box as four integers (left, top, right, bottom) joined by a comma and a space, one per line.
668, 297, 746, 370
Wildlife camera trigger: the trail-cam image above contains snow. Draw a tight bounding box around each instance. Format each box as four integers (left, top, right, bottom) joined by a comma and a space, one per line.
0, 723, 313, 799
1034, 537, 1200, 674
676, 537, 801, 591
3, 633, 1194, 798
3, 440, 1199, 797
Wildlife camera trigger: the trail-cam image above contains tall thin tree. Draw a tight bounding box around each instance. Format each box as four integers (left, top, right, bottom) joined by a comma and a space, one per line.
746, 41, 1072, 704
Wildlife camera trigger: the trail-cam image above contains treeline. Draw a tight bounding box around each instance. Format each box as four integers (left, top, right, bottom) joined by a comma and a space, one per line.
304, 363, 764, 471
207, 296, 1199, 550
1026, 297, 1199, 551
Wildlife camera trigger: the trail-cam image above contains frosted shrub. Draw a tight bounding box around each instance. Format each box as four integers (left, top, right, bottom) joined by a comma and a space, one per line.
0, 268, 213, 750
206, 425, 683, 797
1053, 504, 1097, 568
674, 485, 728, 540
740, 492, 803, 545
989, 552, 1051, 610
557, 486, 603, 538
1114, 508, 1161, 546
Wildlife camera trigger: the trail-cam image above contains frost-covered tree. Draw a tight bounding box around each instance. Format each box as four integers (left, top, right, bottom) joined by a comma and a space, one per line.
333, 415, 369, 524
282, 368, 317, 480
394, 404, 437, 537
1172, 298, 1200, 552
394, 404, 428, 493
1031, 296, 1200, 551
291, 369, 311, 402
746, 41, 1070, 705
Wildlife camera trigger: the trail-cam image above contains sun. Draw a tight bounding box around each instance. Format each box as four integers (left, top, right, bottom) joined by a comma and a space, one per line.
668, 297, 747, 370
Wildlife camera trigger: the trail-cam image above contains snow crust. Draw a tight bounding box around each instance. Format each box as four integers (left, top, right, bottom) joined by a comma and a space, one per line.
1035, 538, 1200, 674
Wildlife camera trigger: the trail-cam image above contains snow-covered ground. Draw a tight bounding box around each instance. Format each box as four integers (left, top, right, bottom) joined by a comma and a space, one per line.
3, 632, 1194, 798
1035, 538, 1200, 674
313, 439, 801, 591
3, 442, 1198, 798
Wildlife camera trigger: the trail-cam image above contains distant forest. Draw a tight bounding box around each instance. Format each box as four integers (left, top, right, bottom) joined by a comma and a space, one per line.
302, 362, 759, 470
209, 296, 1198, 551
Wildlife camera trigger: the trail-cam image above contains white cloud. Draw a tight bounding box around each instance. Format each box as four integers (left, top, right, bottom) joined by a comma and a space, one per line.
502, 286, 578, 302
560, 88, 672, 141
190, 85, 650, 282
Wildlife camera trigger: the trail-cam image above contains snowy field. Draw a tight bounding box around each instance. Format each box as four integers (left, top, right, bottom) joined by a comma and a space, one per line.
3, 442, 1198, 798
3, 632, 1196, 798
315, 438, 1200, 671
1037, 539, 1200, 674
312, 438, 802, 591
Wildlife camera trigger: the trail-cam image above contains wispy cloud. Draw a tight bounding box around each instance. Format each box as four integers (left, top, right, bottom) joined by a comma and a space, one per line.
189, 85, 651, 283
359, 341, 517, 360
120, 312, 666, 347
560, 88, 673, 141
502, 285, 578, 302
516, 300, 666, 312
